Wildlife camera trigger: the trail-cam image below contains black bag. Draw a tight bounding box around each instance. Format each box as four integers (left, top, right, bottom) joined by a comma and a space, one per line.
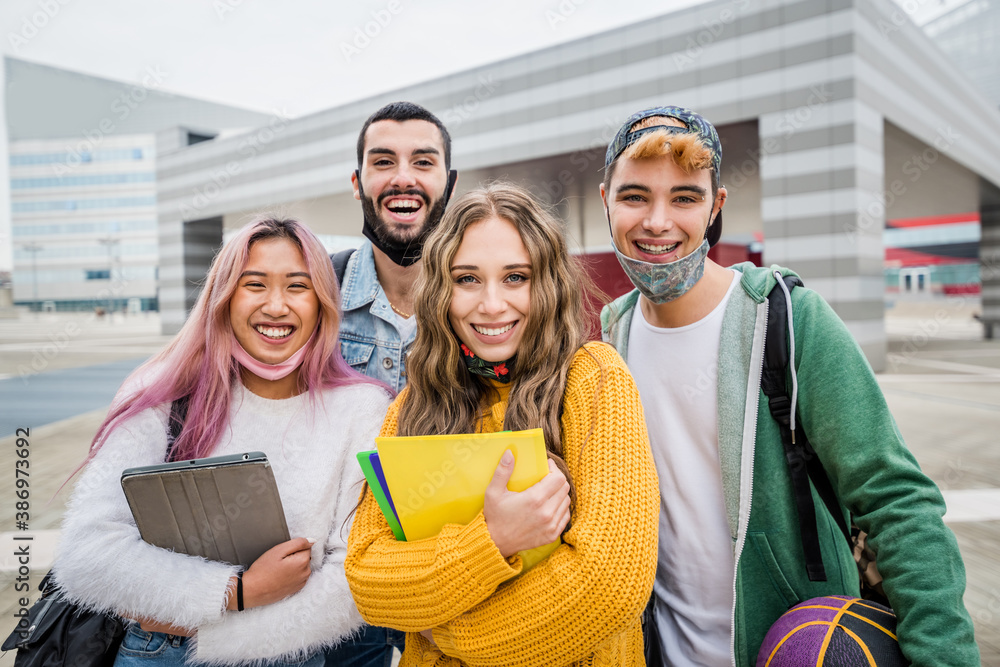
641, 592, 663, 666
330, 248, 355, 286
2, 398, 191, 664
1, 571, 125, 666
762, 274, 889, 607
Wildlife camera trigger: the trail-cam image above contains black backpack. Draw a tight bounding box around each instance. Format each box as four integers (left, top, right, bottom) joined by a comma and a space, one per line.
330, 248, 355, 286
762, 274, 887, 605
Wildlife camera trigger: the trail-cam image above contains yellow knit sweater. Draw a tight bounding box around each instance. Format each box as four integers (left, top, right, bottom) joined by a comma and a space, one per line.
345, 342, 659, 667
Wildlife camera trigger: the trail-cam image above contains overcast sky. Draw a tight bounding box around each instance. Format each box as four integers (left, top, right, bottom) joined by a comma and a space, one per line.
0, 0, 956, 115
0, 0, 955, 272
0, 0, 717, 117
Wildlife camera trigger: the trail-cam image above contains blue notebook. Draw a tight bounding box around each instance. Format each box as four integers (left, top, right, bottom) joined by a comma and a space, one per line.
355, 449, 405, 540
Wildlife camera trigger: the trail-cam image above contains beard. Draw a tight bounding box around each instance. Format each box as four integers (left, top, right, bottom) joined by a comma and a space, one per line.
361, 186, 448, 248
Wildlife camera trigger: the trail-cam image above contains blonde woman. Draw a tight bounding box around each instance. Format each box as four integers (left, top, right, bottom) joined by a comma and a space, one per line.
346, 183, 659, 666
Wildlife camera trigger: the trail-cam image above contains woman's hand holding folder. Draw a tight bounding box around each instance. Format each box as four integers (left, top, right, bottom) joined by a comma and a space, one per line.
484, 452, 571, 558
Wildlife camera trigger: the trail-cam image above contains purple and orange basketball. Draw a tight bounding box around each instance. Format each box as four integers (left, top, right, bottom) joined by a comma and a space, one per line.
756, 596, 909, 666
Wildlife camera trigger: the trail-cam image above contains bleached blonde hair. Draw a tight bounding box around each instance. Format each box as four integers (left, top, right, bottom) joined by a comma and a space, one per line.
606, 116, 715, 185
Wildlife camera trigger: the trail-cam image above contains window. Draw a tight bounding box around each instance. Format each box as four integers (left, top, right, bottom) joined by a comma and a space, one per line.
12, 220, 156, 236
9, 147, 152, 166
10, 173, 155, 189
12, 196, 156, 212
86, 269, 111, 280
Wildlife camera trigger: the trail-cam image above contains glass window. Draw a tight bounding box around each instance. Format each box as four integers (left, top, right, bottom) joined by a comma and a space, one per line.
12, 196, 156, 212
9, 147, 152, 166
12, 220, 156, 236
13, 266, 156, 283
10, 173, 155, 189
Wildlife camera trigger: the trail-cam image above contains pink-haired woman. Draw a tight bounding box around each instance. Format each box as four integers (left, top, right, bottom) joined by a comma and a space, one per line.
51, 217, 392, 666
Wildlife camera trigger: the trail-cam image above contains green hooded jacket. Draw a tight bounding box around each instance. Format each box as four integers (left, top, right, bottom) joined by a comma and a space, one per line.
601, 262, 979, 667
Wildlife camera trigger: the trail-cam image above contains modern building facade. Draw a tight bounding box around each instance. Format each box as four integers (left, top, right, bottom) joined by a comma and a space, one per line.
9, 134, 159, 311
4, 57, 271, 312
155, 0, 1000, 369
874, 0, 999, 312
924, 0, 1000, 109
884, 212, 981, 299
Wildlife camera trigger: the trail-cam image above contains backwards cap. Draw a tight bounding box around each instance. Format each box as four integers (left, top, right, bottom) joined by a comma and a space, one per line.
605, 106, 722, 186
605, 105, 725, 246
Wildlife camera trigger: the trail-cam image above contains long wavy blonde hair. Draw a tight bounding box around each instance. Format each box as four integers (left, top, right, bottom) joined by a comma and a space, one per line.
397, 182, 600, 496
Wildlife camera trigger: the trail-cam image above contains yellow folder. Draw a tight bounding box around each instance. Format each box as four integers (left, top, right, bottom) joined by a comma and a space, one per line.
375, 428, 560, 571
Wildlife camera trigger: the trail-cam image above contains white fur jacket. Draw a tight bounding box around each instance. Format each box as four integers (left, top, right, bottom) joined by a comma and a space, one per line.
53, 380, 391, 666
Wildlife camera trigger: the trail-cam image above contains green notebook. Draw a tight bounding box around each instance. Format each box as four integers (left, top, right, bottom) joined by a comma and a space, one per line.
356, 450, 406, 541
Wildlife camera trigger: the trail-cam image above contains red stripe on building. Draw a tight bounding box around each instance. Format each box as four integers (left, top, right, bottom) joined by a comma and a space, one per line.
887, 212, 980, 228
885, 247, 971, 266
942, 284, 981, 295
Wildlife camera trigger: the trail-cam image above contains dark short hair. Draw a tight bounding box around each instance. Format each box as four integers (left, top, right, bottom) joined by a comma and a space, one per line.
356, 101, 452, 171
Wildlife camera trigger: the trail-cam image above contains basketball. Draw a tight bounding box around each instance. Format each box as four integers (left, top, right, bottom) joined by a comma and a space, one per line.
756, 595, 909, 666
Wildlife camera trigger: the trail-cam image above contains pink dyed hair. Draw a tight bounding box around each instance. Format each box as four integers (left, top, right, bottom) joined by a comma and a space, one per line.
86, 216, 387, 463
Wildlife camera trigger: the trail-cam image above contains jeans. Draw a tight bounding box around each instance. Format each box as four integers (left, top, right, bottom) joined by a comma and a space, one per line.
114, 624, 324, 666
322, 624, 406, 667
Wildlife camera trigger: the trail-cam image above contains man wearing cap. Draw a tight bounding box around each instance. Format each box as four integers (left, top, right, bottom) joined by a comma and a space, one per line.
600, 106, 978, 666
327, 101, 457, 665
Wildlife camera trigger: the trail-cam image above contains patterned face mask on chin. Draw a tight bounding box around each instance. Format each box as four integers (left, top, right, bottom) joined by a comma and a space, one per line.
613, 237, 711, 304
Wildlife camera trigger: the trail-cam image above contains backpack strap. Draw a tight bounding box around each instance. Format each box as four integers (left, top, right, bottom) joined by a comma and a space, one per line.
331, 248, 356, 286
763, 274, 850, 582
804, 448, 850, 547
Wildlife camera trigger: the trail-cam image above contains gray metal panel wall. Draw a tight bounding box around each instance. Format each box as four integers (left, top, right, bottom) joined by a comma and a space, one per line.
981, 181, 1000, 337
158, 215, 221, 335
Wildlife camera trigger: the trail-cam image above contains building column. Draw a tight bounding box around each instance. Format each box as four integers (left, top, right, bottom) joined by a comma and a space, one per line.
157, 216, 222, 335
980, 180, 1000, 339
758, 98, 887, 370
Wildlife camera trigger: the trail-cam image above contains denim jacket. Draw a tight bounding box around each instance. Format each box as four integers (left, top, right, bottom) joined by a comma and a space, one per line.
338, 241, 414, 393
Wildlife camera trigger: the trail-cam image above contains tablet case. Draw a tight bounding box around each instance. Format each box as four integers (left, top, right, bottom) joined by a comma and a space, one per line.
121, 452, 290, 568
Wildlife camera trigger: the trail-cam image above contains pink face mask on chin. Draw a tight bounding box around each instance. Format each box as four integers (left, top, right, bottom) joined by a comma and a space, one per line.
231, 333, 315, 382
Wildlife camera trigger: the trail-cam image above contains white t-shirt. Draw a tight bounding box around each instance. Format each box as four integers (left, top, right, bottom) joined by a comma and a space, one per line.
626, 270, 740, 666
